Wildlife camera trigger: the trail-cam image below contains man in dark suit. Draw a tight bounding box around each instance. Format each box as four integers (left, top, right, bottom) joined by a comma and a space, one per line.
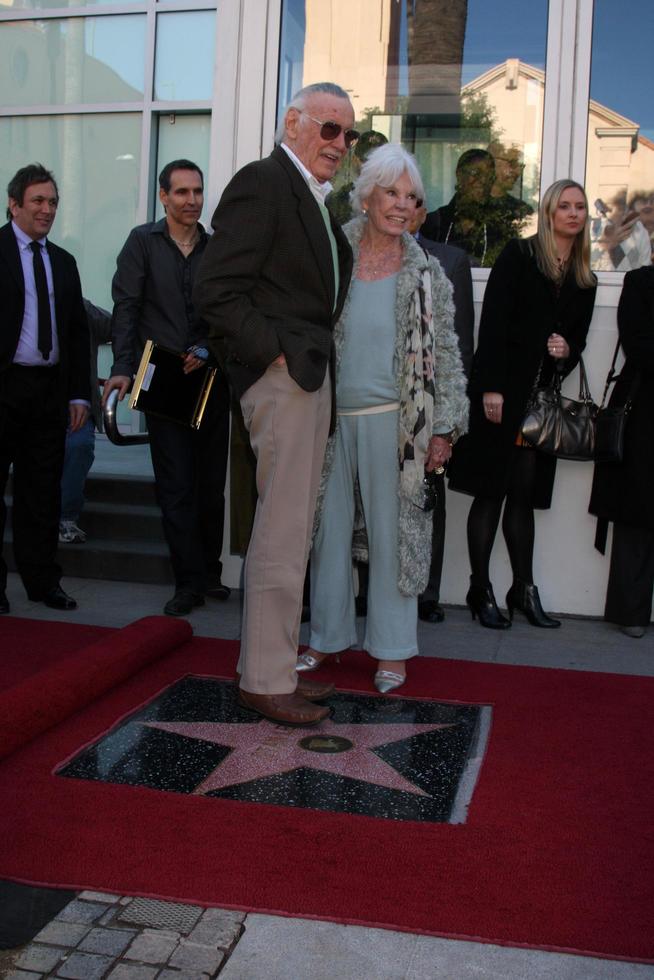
194, 82, 355, 725
415, 204, 474, 623
0, 163, 90, 614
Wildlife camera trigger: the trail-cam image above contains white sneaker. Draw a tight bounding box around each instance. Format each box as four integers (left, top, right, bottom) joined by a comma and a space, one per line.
59, 520, 87, 544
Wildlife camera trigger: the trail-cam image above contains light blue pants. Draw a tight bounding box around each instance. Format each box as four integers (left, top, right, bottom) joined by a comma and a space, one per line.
310, 409, 417, 662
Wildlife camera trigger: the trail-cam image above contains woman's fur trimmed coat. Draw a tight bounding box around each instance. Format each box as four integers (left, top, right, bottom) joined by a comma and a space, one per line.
314, 217, 469, 596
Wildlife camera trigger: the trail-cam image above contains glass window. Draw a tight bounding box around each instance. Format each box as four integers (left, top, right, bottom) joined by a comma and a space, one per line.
10, 0, 142, 9
586, 0, 654, 272
154, 12, 215, 102
0, 113, 141, 310
278, 0, 548, 267
0, 16, 146, 107
154, 113, 212, 226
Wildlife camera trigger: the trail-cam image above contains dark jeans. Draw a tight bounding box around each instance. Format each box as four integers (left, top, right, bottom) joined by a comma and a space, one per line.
60, 417, 95, 522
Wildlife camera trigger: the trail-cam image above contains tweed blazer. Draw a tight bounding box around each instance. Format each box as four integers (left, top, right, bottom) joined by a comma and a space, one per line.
193, 146, 353, 401
0, 221, 90, 409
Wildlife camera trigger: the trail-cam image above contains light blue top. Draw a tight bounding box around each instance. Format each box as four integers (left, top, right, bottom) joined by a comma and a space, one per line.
336, 274, 399, 410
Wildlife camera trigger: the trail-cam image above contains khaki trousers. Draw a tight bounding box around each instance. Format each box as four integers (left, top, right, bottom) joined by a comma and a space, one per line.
238, 362, 331, 694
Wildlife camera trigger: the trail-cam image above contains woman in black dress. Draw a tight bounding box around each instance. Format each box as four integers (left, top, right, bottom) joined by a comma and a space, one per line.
589, 266, 654, 638
449, 180, 597, 628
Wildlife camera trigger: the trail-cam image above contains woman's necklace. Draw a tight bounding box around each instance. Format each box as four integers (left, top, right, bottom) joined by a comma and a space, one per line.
357, 239, 402, 279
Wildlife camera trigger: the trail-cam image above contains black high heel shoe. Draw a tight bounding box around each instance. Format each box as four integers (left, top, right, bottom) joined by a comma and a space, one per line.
506, 580, 561, 628
466, 577, 511, 630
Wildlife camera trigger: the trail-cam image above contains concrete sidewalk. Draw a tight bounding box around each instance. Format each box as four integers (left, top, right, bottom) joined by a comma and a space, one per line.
1, 573, 652, 980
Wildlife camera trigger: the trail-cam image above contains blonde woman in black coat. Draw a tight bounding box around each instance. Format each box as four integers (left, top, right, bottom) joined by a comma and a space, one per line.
448, 180, 597, 628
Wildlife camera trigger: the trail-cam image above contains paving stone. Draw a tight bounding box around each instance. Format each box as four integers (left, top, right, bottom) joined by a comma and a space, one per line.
78, 926, 137, 956
79, 891, 122, 904
33, 920, 90, 947
188, 908, 244, 948
55, 950, 113, 979
124, 929, 180, 964
56, 900, 110, 925
106, 965, 159, 980
4, 970, 43, 980
17, 943, 66, 973
158, 971, 210, 980
168, 940, 225, 974
97, 908, 119, 926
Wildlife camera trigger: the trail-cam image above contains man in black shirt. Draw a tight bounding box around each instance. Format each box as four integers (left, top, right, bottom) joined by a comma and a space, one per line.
103, 160, 230, 616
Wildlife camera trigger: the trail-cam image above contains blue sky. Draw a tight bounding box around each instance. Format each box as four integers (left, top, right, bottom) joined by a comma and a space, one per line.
462, 0, 652, 141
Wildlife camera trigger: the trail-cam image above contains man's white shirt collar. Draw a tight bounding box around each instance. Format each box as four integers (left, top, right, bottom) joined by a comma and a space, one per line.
280, 143, 333, 205
12, 221, 47, 249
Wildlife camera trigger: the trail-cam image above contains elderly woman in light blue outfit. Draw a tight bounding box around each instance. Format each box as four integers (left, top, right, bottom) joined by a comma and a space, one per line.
297, 144, 469, 693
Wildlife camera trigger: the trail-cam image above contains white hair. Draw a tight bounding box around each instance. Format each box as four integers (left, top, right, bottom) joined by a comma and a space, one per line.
350, 143, 425, 216
275, 82, 351, 144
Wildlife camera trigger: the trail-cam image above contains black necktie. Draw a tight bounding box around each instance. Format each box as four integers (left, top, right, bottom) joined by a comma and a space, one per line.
30, 240, 52, 360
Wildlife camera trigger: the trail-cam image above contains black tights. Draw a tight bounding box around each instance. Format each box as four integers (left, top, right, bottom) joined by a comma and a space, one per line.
467, 448, 537, 585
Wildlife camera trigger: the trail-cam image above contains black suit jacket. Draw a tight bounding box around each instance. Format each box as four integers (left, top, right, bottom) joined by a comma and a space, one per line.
417, 234, 474, 376
193, 146, 353, 400
0, 221, 91, 409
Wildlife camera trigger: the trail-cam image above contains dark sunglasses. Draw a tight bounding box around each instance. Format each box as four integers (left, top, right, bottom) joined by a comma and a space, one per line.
301, 112, 360, 149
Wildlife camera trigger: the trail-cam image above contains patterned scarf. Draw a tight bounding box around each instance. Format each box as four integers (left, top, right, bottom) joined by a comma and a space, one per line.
398, 266, 436, 507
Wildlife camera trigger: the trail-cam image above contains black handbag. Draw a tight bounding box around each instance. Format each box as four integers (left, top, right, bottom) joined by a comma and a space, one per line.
521, 356, 597, 461
593, 338, 639, 463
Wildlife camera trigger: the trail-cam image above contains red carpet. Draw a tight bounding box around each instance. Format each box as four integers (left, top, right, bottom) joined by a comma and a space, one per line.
0, 617, 191, 759
0, 618, 652, 962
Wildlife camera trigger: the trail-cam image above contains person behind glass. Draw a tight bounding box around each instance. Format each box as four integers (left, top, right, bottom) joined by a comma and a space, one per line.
488, 141, 534, 224
297, 144, 468, 692
589, 265, 654, 638
448, 179, 597, 629
590, 193, 651, 272
421, 149, 497, 267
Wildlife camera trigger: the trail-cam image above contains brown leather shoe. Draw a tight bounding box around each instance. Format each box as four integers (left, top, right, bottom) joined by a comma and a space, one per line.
238, 689, 329, 726
234, 673, 334, 703
295, 676, 335, 701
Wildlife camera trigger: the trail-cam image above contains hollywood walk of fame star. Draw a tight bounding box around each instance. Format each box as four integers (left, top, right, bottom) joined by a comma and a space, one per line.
144, 717, 454, 798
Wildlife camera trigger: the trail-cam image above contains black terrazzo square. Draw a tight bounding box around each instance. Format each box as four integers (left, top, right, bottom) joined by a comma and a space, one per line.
57, 677, 489, 823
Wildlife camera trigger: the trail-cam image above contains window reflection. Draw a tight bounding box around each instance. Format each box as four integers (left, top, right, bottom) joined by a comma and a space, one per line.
278, 0, 548, 267
0, 16, 145, 107
586, 1, 654, 271
154, 11, 215, 102
0, 113, 141, 309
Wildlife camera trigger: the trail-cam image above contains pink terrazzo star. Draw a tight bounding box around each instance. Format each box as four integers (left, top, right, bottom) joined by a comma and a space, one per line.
144, 718, 453, 797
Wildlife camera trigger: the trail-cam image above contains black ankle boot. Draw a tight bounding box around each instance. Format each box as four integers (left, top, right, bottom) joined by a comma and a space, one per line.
506, 580, 561, 628
466, 577, 511, 630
